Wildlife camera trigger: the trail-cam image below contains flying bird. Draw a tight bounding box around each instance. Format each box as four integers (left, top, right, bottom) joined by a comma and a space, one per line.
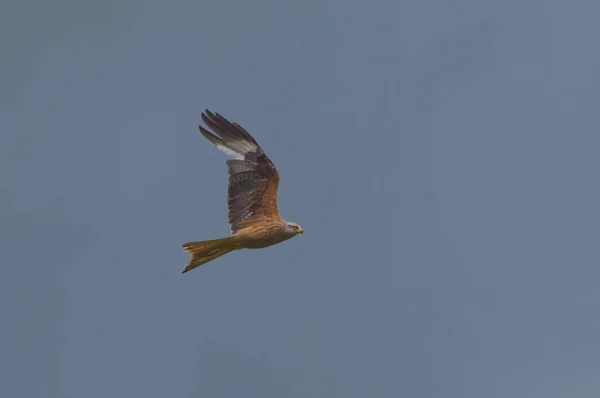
182, 110, 303, 273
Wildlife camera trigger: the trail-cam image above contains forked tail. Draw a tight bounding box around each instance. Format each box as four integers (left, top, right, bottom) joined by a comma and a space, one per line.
182, 236, 238, 273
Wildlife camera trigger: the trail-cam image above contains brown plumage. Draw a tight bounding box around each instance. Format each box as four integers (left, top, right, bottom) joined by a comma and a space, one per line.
182, 110, 303, 273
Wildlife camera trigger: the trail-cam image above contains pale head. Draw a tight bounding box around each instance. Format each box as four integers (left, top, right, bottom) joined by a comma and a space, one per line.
284, 221, 304, 236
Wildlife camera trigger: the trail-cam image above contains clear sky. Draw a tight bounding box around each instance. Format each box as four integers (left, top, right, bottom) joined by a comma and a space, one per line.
2, 0, 600, 397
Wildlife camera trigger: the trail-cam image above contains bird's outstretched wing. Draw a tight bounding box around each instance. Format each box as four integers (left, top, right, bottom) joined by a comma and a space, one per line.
199, 110, 281, 233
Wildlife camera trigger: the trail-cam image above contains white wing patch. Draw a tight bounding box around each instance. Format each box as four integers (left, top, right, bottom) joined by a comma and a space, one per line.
226, 140, 258, 156
215, 140, 258, 160
215, 143, 244, 160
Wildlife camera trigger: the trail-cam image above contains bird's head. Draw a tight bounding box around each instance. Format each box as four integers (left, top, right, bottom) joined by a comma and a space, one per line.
285, 221, 303, 236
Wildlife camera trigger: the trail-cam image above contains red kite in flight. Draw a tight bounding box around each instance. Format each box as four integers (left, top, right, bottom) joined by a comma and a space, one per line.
182, 110, 303, 273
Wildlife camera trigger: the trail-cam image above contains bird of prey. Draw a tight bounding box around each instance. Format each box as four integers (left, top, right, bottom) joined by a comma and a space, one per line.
181, 110, 303, 273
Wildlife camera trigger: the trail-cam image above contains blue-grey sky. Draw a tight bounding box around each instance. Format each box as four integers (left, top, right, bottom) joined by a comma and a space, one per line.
2, 0, 600, 396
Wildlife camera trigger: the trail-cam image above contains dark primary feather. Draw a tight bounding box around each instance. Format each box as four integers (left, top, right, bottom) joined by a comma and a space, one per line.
198, 110, 281, 233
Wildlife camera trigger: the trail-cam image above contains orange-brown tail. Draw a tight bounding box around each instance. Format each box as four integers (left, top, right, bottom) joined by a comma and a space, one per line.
182, 236, 239, 273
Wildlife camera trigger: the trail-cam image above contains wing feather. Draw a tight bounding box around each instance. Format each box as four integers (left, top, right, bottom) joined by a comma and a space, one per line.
198, 110, 281, 233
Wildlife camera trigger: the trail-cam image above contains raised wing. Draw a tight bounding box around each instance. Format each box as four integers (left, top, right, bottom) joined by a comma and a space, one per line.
199, 110, 281, 233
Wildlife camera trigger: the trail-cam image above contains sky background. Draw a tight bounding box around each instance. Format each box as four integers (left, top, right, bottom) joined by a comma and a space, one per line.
2, 0, 600, 397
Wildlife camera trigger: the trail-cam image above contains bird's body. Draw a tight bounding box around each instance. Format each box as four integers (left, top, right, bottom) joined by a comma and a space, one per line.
233, 222, 298, 248
181, 110, 303, 273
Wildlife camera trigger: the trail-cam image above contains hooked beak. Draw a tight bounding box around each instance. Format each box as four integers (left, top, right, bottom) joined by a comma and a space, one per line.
298, 227, 303, 234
